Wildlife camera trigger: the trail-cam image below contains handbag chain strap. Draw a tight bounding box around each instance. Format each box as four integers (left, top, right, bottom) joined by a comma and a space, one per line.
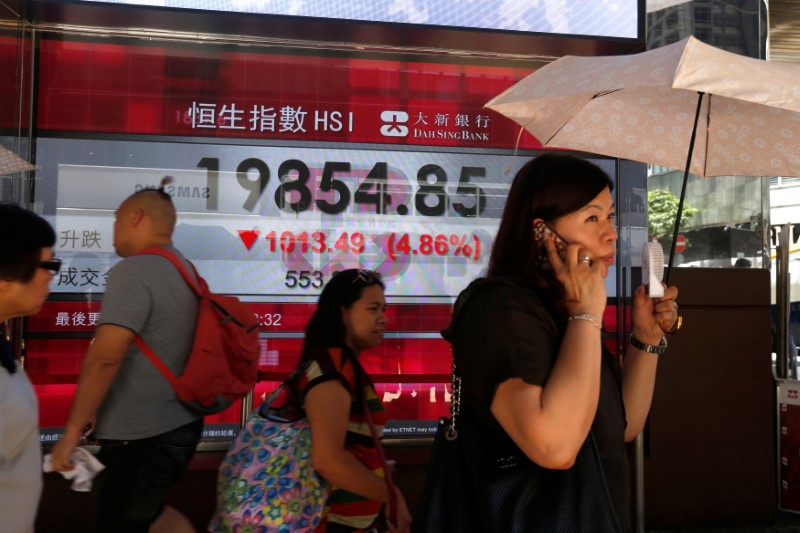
446, 360, 461, 441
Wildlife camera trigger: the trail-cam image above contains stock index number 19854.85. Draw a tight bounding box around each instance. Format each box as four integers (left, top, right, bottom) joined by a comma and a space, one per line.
198, 157, 487, 218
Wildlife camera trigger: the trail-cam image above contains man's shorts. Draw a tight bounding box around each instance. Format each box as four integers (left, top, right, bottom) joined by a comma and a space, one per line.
94, 418, 204, 533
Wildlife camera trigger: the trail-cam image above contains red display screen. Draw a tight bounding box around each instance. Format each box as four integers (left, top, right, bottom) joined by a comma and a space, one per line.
27, 36, 626, 440
36, 40, 540, 149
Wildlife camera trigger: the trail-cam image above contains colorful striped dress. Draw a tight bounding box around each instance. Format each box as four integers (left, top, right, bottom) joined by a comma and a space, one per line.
292, 347, 388, 532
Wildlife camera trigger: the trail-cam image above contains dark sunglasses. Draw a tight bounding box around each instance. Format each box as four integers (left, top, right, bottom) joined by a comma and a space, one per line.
352, 269, 382, 284
39, 258, 62, 275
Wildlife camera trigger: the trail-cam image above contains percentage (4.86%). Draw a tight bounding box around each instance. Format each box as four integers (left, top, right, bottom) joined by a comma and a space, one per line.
387, 233, 481, 262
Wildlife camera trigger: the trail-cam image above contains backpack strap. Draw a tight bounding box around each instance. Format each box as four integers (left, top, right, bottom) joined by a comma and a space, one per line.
134, 337, 180, 390
131, 246, 201, 389
137, 246, 204, 296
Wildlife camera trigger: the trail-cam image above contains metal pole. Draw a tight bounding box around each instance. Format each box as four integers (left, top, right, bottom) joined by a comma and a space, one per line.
777, 224, 790, 378
615, 159, 647, 531
635, 433, 645, 533
240, 390, 254, 429
617, 160, 645, 532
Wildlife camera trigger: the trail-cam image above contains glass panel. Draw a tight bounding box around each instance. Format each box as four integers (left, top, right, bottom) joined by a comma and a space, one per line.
0, 9, 32, 204
27, 32, 644, 443
648, 168, 767, 268
646, 1, 769, 270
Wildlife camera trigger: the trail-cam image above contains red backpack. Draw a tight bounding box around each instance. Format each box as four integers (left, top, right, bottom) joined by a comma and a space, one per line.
133, 246, 260, 415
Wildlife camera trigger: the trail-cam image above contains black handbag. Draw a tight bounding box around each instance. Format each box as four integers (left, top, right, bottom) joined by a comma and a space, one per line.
413, 363, 621, 533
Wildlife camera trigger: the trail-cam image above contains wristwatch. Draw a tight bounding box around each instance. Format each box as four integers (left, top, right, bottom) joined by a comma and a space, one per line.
629, 334, 668, 354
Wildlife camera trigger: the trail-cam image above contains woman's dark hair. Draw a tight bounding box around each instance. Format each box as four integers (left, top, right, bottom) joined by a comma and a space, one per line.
0, 203, 56, 283
488, 154, 614, 316
298, 269, 385, 369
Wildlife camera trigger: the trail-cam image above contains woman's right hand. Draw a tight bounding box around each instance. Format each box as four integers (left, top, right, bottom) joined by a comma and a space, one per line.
386, 487, 412, 533
545, 234, 608, 318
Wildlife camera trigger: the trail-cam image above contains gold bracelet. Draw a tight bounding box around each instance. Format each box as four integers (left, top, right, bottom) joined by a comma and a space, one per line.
568, 314, 602, 330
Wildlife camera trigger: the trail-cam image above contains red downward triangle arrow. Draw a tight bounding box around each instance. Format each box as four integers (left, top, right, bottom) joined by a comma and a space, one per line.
238, 230, 260, 251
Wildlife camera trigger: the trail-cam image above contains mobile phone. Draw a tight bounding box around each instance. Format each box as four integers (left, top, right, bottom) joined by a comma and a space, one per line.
536, 222, 568, 262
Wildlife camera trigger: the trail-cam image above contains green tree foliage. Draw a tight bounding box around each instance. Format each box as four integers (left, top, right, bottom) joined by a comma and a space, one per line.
648, 189, 698, 244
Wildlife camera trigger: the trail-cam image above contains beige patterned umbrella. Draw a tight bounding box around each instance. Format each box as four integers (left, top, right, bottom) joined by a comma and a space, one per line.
0, 146, 35, 176
486, 35, 800, 277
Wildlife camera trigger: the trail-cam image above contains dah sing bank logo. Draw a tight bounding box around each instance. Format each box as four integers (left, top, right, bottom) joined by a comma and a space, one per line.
380, 110, 409, 137
379, 109, 490, 142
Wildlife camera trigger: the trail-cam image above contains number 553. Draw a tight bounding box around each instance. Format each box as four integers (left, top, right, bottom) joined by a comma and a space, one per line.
285, 270, 324, 289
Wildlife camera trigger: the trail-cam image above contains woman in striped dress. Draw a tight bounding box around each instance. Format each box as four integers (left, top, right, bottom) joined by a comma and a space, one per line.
290, 269, 412, 533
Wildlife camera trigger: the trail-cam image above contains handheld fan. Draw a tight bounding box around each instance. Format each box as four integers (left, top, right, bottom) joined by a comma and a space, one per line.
642, 242, 665, 298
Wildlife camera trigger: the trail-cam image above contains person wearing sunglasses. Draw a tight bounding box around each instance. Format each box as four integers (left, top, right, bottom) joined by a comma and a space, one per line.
0, 203, 58, 533
285, 269, 411, 533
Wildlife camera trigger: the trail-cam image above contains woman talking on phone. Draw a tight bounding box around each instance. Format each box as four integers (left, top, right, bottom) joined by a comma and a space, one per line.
442, 154, 680, 532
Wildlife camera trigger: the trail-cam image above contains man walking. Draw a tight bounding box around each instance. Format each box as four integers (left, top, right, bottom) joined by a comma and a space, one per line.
52, 185, 203, 533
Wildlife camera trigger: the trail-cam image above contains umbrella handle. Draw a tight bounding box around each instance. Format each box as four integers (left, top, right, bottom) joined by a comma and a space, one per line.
665, 91, 704, 285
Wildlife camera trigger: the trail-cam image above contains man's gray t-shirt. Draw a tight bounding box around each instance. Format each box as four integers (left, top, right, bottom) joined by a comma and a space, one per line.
95, 246, 201, 440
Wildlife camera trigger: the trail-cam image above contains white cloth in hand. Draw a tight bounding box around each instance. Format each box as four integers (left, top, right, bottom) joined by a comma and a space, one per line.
42, 447, 105, 492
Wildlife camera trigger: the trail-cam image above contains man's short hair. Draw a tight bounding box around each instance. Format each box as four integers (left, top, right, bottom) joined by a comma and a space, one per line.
131, 176, 174, 203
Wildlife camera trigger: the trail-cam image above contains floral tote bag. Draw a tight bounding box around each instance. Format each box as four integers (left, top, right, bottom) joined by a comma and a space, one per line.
209, 385, 328, 533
